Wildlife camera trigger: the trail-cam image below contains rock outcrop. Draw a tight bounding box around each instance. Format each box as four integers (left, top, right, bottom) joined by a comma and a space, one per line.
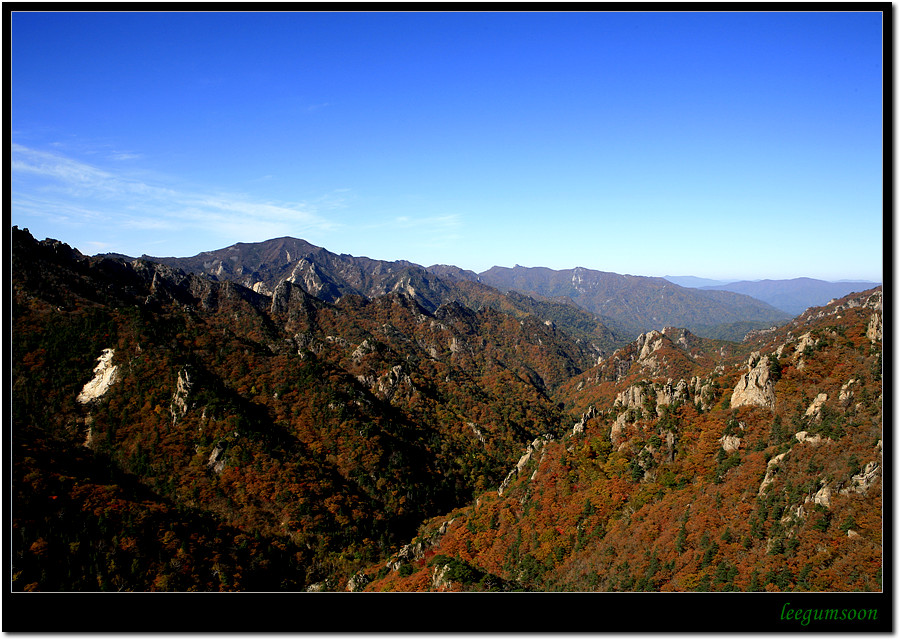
346, 571, 371, 592
839, 379, 859, 407
804, 393, 828, 419
76, 349, 119, 404
170, 366, 194, 423
719, 434, 741, 454
813, 484, 832, 508
208, 441, 227, 475
571, 406, 596, 436
730, 353, 776, 410
758, 452, 787, 495
794, 431, 830, 447
866, 312, 883, 343
375, 364, 413, 401
498, 436, 554, 496
840, 461, 880, 497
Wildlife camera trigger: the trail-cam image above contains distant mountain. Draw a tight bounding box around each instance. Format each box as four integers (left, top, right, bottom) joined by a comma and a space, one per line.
135, 236, 457, 314
425, 264, 481, 283
478, 265, 791, 340
111, 236, 629, 357
663, 275, 733, 288
134, 239, 795, 341
700, 278, 882, 316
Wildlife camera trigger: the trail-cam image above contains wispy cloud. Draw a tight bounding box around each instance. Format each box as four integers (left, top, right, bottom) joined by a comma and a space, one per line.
356, 213, 464, 249
108, 152, 143, 161
11, 143, 341, 252
391, 214, 461, 231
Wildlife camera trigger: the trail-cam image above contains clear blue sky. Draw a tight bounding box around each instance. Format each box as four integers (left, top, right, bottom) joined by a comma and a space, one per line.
11, 10, 884, 281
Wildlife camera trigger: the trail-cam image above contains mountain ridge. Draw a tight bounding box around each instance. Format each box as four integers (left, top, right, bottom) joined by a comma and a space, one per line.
102, 235, 794, 342
477, 263, 791, 339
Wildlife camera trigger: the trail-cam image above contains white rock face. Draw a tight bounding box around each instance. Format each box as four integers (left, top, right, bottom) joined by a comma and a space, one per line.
251, 281, 272, 295
719, 434, 741, 454
813, 484, 832, 508
469, 422, 487, 445
758, 452, 787, 495
449, 336, 463, 355
208, 443, 227, 474
305, 579, 334, 592
794, 333, 818, 357
792, 332, 819, 370
839, 379, 858, 407
170, 367, 194, 423
571, 406, 596, 436
804, 393, 828, 419
636, 330, 663, 362
794, 431, 829, 446
691, 376, 715, 411
840, 461, 880, 496
375, 364, 412, 401
866, 312, 882, 343
616, 385, 647, 412
351, 338, 377, 362
498, 436, 553, 496
730, 354, 776, 410
432, 564, 452, 590
346, 571, 371, 592
76, 349, 118, 404
631, 330, 666, 373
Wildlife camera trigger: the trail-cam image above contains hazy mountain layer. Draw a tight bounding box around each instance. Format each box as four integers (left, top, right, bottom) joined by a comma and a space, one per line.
479, 265, 792, 339
663, 275, 733, 288
700, 277, 882, 315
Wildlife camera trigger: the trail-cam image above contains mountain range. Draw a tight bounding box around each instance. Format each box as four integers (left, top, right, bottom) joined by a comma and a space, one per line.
476, 264, 790, 339
125, 236, 794, 342
664, 275, 881, 315
697, 278, 883, 316
11, 226, 883, 610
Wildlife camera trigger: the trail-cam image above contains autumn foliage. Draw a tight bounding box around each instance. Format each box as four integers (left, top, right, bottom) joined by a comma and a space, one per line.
11, 227, 882, 593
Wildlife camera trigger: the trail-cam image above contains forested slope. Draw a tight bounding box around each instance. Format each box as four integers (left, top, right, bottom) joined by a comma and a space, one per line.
11, 227, 882, 596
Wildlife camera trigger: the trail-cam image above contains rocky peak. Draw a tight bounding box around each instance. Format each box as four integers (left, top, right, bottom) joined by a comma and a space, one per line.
270, 280, 319, 332
730, 353, 776, 410
571, 406, 597, 436
661, 326, 698, 351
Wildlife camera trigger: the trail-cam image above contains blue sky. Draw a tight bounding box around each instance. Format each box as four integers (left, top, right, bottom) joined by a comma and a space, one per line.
11, 10, 884, 281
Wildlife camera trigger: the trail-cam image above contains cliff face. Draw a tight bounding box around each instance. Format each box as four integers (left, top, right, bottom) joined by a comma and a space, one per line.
730, 354, 777, 410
